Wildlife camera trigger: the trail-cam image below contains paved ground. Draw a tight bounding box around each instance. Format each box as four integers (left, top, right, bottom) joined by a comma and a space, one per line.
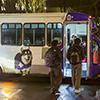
58, 85, 99, 100
0, 81, 99, 100
0, 74, 100, 100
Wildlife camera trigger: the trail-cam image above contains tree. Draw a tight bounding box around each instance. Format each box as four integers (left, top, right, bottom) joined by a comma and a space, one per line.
17, 0, 46, 13
4, 0, 17, 13
0, 0, 46, 13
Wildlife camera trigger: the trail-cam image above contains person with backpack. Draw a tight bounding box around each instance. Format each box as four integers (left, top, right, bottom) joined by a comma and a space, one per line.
67, 38, 83, 94
44, 40, 62, 94
69, 34, 77, 47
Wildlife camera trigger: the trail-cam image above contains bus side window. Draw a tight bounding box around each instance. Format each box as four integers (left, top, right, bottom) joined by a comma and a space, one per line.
47, 23, 62, 46
1, 23, 22, 45
24, 23, 45, 46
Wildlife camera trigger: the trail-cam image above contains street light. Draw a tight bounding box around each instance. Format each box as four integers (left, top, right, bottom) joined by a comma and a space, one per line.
44, 6, 47, 12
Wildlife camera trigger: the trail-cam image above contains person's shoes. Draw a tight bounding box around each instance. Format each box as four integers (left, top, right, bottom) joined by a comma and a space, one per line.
50, 88, 61, 95
74, 89, 80, 94
50, 89, 55, 94
55, 90, 61, 96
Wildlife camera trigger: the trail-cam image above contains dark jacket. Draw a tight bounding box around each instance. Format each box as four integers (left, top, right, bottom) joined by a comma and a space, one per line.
67, 44, 83, 64
45, 46, 62, 67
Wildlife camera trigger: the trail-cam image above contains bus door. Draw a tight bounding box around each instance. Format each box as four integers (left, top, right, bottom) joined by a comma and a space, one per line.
63, 21, 89, 78
91, 35, 100, 77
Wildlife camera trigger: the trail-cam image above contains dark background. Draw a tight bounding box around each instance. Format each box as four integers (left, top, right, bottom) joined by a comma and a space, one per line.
0, 0, 100, 25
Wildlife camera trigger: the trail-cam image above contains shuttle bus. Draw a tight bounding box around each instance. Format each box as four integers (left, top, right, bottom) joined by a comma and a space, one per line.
0, 12, 99, 78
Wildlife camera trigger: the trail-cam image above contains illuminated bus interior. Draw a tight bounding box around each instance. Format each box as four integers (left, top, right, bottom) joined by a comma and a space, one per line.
63, 23, 88, 77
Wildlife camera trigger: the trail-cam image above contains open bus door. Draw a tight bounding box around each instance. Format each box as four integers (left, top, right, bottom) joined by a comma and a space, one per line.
62, 12, 100, 78
63, 21, 89, 78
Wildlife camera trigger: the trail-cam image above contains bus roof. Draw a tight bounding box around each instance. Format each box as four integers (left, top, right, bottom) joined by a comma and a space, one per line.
0, 13, 66, 23
65, 12, 88, 21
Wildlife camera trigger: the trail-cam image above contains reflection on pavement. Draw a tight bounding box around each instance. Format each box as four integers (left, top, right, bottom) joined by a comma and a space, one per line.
0, 82, 22, 100
0, 81, 99, 100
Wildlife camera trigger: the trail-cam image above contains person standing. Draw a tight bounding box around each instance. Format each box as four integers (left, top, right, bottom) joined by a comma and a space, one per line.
69, 35, 77, 47
67, 38, 83, 94
44, 40, 62, 94
81, 40, 87, 62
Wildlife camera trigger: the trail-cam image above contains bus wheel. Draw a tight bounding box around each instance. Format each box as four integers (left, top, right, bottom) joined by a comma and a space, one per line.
0, 67, 3, 74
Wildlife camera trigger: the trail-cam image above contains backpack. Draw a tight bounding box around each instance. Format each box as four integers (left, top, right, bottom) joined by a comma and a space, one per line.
44, 47, 61, 68
69, 46, 81, 64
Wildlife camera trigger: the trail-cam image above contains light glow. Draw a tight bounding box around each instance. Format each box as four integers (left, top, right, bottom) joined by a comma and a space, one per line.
0, 82, 22, 99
